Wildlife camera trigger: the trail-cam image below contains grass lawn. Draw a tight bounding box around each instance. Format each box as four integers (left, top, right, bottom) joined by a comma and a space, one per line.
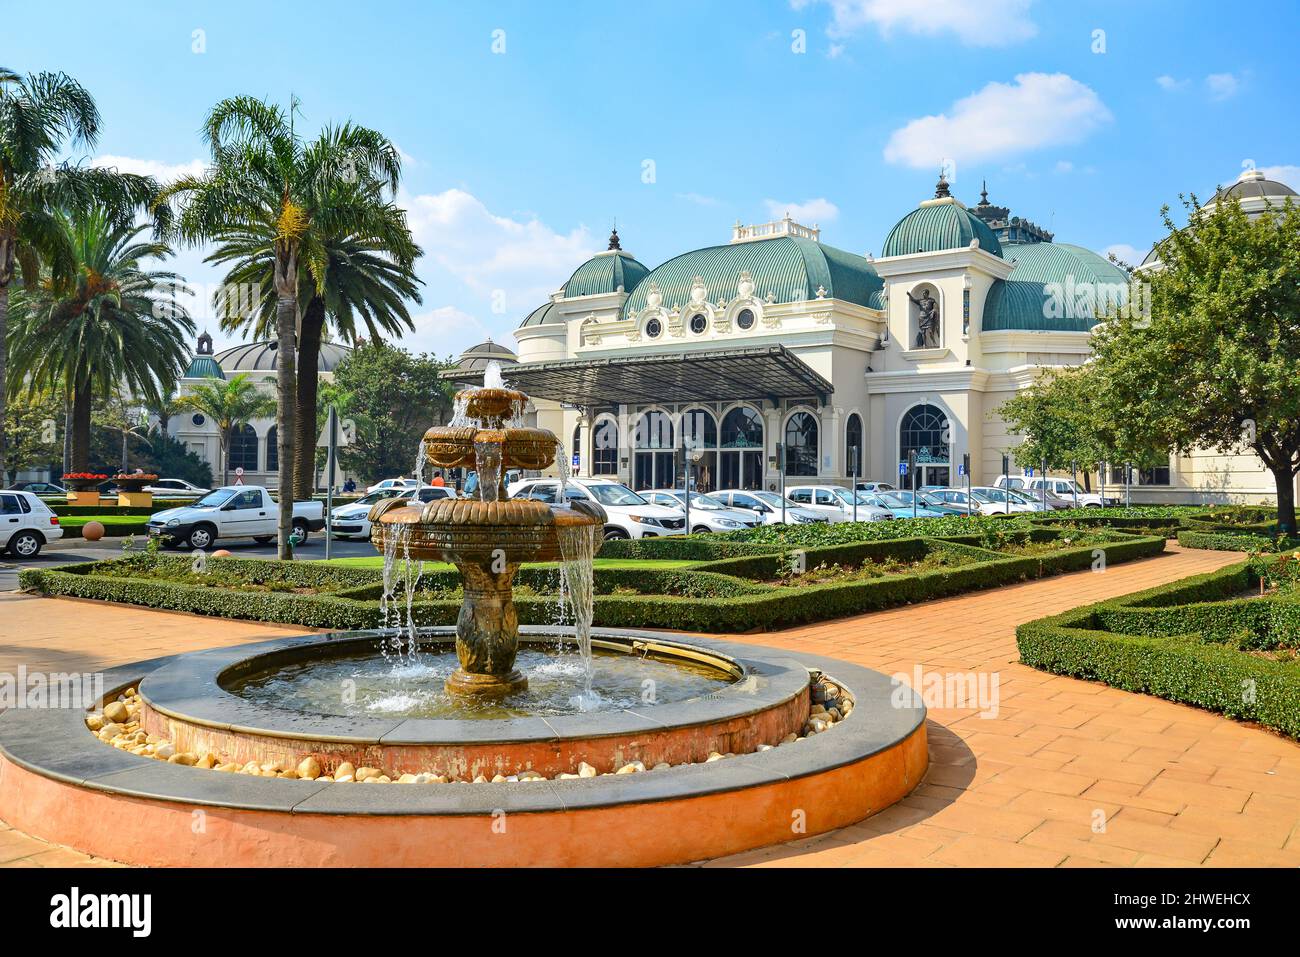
315, 555, 699, 571
57, 515, 150, 538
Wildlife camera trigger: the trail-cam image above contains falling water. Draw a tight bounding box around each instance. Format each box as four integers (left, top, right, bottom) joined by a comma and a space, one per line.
413, 438, 428, 488
558, 522, 600, 709
475, 439, 503, 504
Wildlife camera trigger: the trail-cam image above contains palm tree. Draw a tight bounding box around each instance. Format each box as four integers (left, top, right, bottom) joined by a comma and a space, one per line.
143, 384, 185, 435
208, 220, 423, 497
163, 96, 403, 558
178, 374, 274, 485
0, 67, 164, 480
6, 209, 193, 471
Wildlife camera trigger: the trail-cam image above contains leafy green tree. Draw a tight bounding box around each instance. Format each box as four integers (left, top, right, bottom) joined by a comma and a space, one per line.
320, 341, 454, 483
997, 364, 1119, 490
0, 67, 164, 480
164, 95, 403, 557
2, 387, 61, 484
209, 224, 422, 498
140, 426, 212, 488
177, 374, 274, 485
1092, 192, 1300, 531
6, 209, 192, 470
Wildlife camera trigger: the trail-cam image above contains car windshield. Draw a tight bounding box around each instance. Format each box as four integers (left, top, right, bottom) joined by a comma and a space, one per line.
584, 484, 647, 507
668, 492, 725, 509
1007, 488, 1038, 504
356, 491, 394, 505
969, 489, 999, 504
193, 490, 233, 508
975, 488, 1016, 503
753, 491, 798, 508
833, 488, 858, 505
877, 492, 911, 507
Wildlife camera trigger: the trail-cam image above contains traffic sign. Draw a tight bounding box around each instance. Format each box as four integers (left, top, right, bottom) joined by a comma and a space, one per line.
1026, 467, 1035, 477
898, 462, 908, 476
234, 467, 244, 485
957, 463, 965, 476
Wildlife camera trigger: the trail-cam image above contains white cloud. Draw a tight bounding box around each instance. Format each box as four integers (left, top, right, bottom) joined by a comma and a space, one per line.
1205, 72, 1241, 101
1255, 165, 1300, 191
1155, 75, 1188, 92
1103, 243, 1145, 268
763, 197, 840, 223
1054, 160, 1074, 174
403, 187, 595, 321
400, 306, 491, 356
90, 154, 206, 181
884, 73, 1111, 169
796, 0, 1037, 47
826, 43, 846, 59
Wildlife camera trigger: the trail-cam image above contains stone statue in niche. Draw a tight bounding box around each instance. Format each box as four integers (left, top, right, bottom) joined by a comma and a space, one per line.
908, 288, 939, 348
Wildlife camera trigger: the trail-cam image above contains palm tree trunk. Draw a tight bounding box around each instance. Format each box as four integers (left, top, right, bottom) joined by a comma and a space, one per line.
0, 279, 9, 483
274, 254, 299, 560
294, 297, 325, 499
70, 382, 93, 472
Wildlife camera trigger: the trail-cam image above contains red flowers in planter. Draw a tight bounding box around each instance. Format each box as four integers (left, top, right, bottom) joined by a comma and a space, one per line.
62, 473, 109, 481
112, 473, 158, 481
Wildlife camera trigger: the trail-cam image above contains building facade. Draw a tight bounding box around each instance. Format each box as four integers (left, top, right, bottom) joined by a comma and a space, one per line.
443, 169, 1294, 505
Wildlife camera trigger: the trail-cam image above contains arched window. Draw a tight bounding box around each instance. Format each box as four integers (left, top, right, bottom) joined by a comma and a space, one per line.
845, 414, 863, 479
720, 406, 763, 449
228, 424, 258, 473
784, 412, 819, 476
265, 426, 278, 472
899, 404, 950, 465
681, 408, 717, 449
592, 418, 618, 475
635, 410, 674, 449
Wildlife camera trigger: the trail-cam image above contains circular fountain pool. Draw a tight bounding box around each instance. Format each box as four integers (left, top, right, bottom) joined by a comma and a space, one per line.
228, 640, 737, 720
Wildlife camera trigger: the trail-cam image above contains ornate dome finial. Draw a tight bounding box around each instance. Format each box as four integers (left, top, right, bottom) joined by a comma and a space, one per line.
608, 221, 621, 251
197, 330, 213, 355
935, 170, 951, 199
979, 180, 989, 205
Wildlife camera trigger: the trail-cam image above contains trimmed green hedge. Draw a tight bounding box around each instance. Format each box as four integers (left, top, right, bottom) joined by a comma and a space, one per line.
57, 516, 152, 538
21, 533, 1167, 633
52, 504, 165, 516
1175, 529, 1288, 552
1016, 560, 1300, 739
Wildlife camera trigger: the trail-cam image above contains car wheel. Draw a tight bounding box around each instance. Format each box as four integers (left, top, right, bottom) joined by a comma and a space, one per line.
9, 531, 42, 559
1085, 503, 1101, 508
603, 526, 630, 541
292, 519, 310, 544
253, 535, 274, 544
692, 525, 712, 535
186, 525, 216, 550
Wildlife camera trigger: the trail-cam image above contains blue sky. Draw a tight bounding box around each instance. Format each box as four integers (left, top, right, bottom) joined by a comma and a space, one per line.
7, 0, 1298, 357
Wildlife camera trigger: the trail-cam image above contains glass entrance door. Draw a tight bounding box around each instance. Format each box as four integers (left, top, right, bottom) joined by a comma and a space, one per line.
634, 451, 674, 490
919, 465, 949, 488
719, 450, 763, 490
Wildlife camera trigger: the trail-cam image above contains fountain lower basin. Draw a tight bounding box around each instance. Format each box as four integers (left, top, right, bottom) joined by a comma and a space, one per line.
136, 629, 812, 779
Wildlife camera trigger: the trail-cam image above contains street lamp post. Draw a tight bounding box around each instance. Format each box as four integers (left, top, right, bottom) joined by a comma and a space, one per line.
909, 449, 918, 519
1040, 457, 1047, 512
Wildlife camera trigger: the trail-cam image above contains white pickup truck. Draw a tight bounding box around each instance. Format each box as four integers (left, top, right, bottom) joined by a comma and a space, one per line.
147, 486, 326, 550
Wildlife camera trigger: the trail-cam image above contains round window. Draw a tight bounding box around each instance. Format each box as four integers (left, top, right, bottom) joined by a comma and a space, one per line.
689, 313, 707, 334
645, 317, 662, 338
191, 413, 206, 427
736, 308, 755, 330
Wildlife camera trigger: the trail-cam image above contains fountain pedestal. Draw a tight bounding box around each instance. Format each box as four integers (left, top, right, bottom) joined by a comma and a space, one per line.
447, 561, 528, 698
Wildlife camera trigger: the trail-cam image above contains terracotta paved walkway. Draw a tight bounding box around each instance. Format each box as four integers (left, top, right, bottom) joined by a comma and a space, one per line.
3, 545, 1298, 868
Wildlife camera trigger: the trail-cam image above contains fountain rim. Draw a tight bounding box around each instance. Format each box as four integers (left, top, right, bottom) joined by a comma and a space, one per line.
0, 632, 926, 817
135, 627, 809, 745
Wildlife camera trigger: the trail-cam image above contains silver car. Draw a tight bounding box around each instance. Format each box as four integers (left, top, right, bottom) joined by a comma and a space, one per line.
712, 489, 828, 525
643, 489, 762, 534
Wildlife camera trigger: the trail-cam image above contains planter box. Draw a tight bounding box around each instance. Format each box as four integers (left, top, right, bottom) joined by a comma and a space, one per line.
116, 491, 154, 507
67, 490, 107, 507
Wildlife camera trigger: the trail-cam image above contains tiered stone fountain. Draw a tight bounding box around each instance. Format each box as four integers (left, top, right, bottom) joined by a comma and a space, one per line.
368, 371, 605, 699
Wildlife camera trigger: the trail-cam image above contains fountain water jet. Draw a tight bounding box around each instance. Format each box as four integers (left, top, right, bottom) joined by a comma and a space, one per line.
370, 361, 605, 699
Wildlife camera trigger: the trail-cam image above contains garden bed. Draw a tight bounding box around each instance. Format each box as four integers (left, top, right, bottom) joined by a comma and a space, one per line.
20, 531, 1168, 633
1016, 557, 1300, 739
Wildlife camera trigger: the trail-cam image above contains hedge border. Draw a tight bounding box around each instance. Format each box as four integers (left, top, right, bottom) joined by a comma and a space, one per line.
1016, 560, 1300, 739
21, 533, 1167, 633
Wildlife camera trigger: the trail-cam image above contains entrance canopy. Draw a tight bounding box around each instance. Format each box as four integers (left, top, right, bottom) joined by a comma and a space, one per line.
444, 345, 833, 409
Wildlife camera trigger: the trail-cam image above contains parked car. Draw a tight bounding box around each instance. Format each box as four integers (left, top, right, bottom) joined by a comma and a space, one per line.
511, 478, 685, 540
367, 478, 420, 495
870, 490, 947, 518
1006, 483, 1074, 510
928, 487, 1034, 516
712, 489, 828, 525
787, 484, 893, 522
854, 481, 896, 493
143, 478, 209, 497
0, 490, 62, 558
328, 486, 458, 539
995, 475, 1116, 508
642, 489, 762, 534
5, 481, 67, 496
147, 486, 326, 549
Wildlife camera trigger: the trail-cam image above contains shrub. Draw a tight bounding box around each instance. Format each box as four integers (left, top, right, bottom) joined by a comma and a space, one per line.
1016, 560, 1300, 739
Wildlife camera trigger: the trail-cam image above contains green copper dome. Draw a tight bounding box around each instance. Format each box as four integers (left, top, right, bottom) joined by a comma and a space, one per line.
562, 250, 650, 298
183, 355, 223, 379
982, 242, 1130, 333
621, 235, 883, 318
882, 199, 1003, 259
518, 301, 560, 328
